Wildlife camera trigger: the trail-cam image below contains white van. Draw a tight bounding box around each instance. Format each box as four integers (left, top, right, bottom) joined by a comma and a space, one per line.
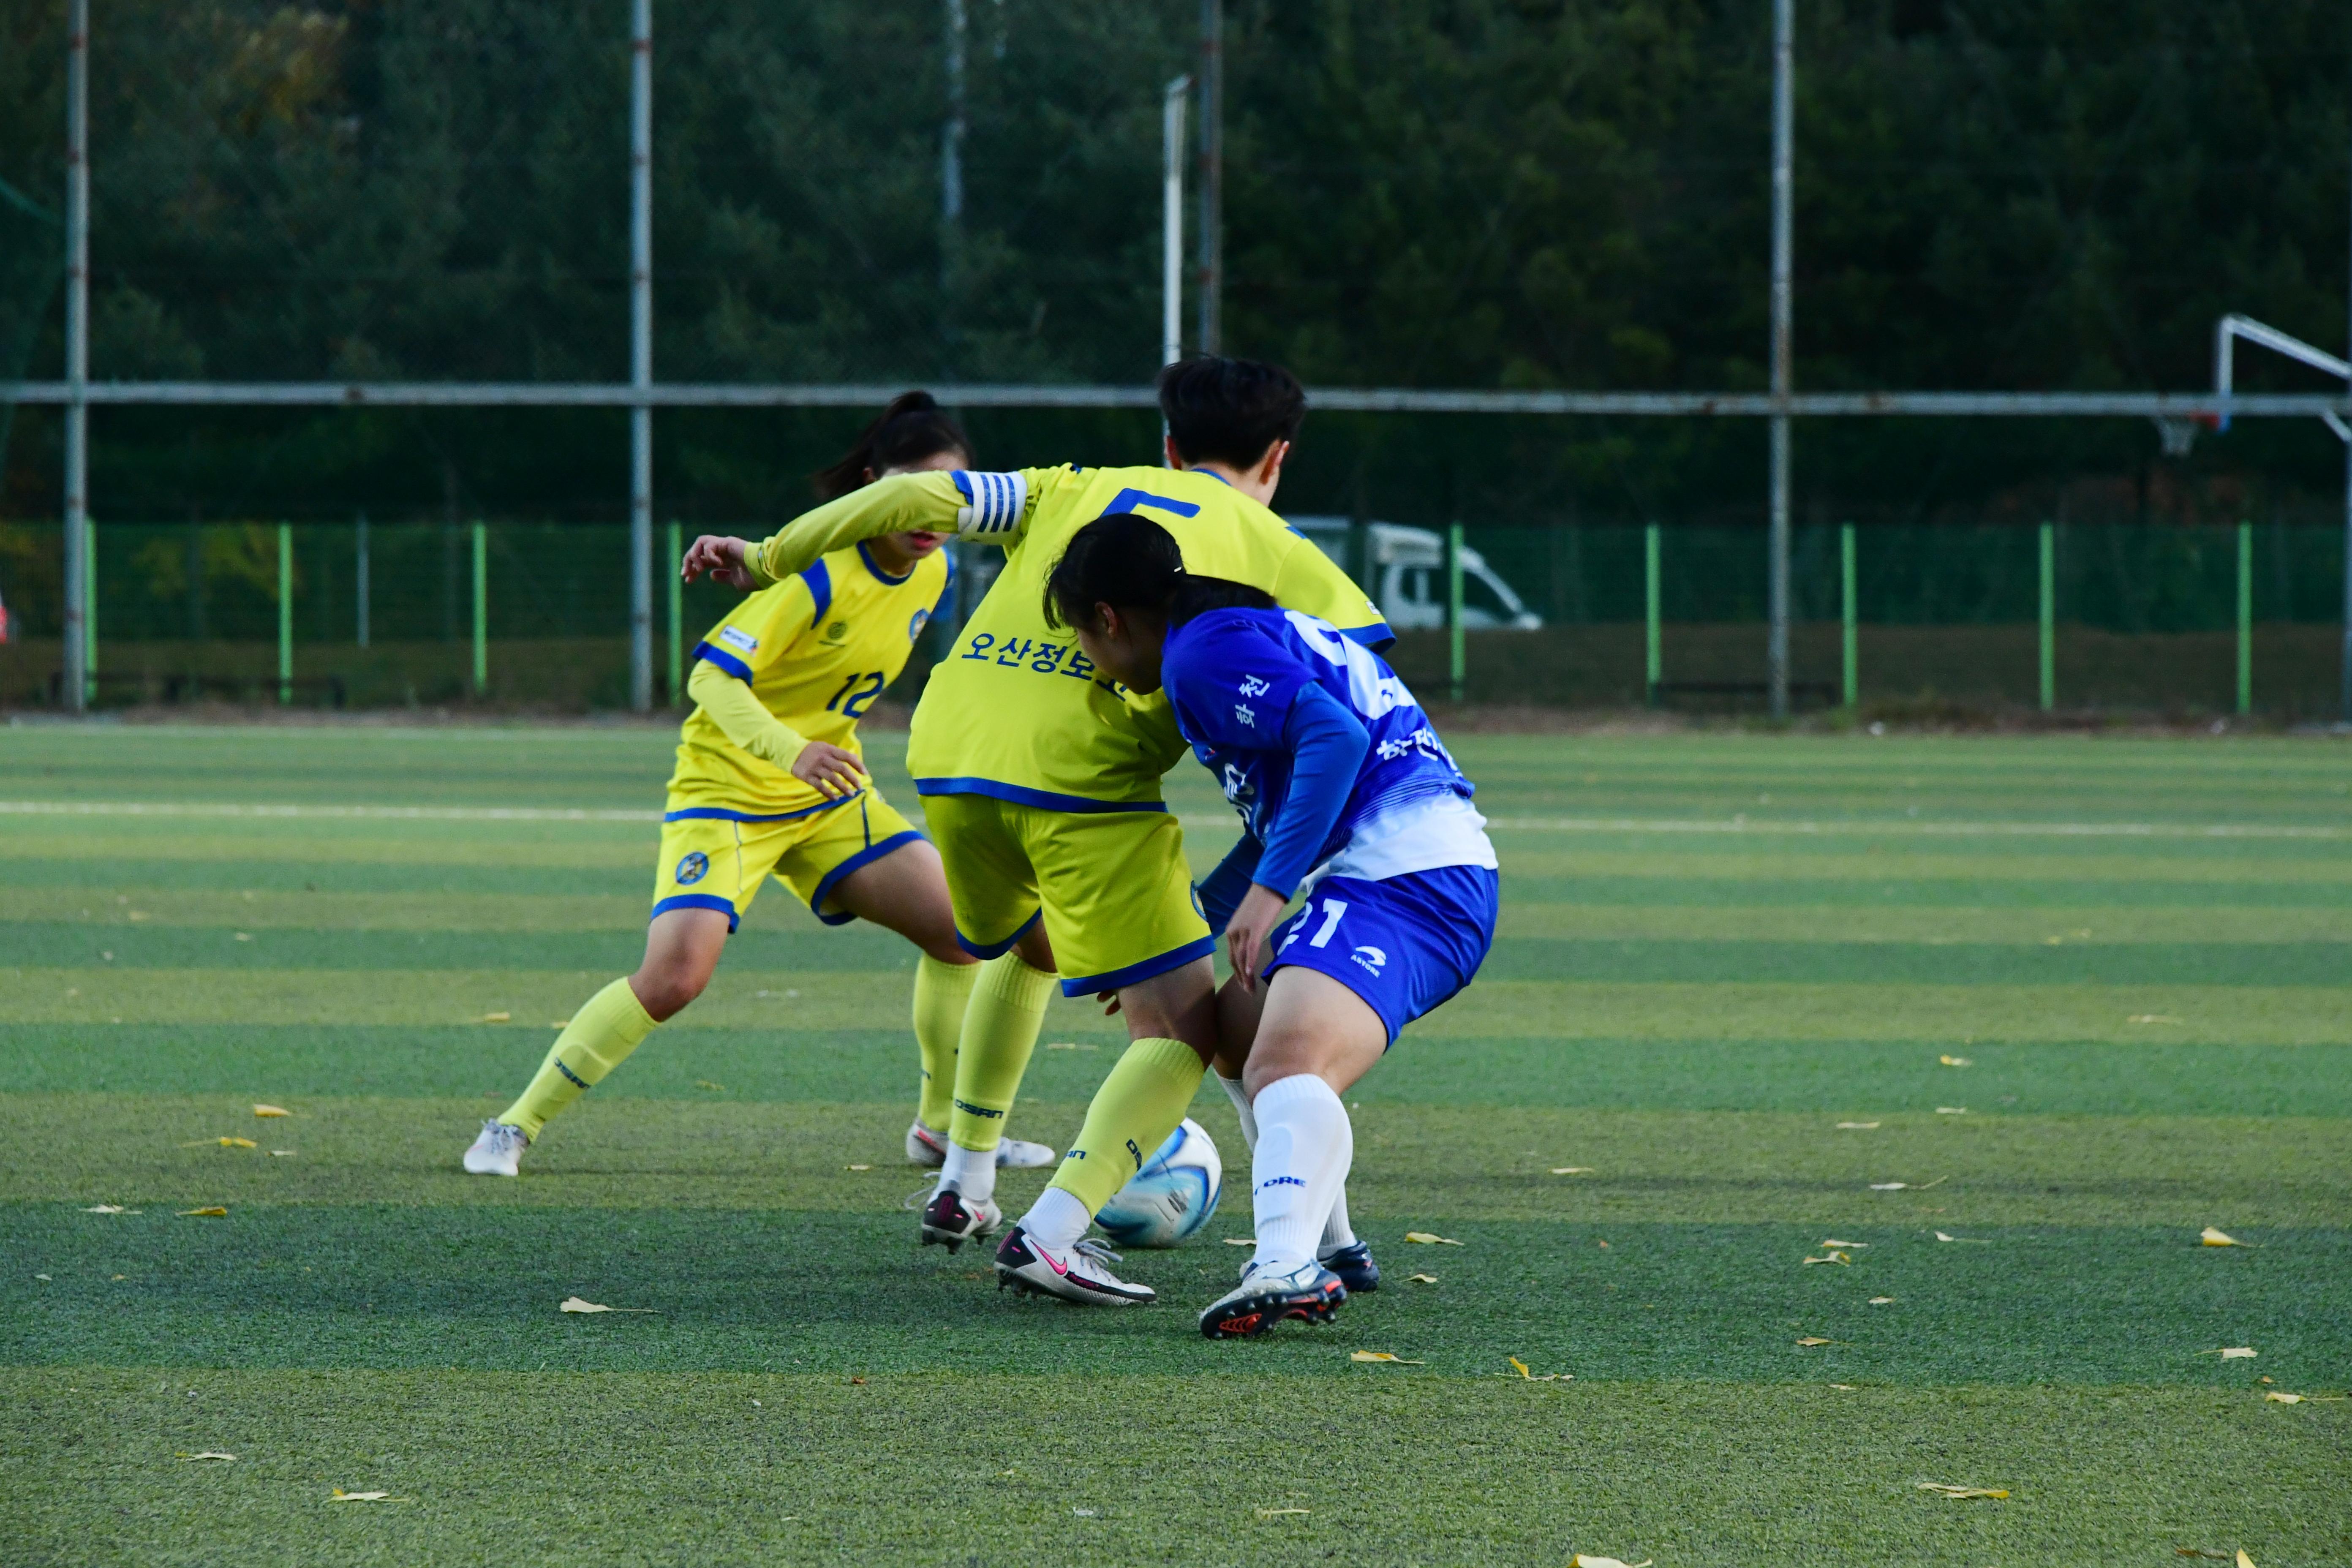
1288, 517, 1542, 631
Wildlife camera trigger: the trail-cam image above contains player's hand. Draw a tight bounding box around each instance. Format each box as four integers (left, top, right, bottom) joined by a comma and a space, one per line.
791, 742, 867, 798
681, 534, 756, 590
1096, 990, 1122, 1017
1223, 884, 1288, 994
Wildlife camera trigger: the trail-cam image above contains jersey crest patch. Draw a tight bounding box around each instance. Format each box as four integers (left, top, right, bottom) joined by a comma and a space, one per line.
821, 620, 849, 644
908, 608, 930, 641
716, 625, 758, 655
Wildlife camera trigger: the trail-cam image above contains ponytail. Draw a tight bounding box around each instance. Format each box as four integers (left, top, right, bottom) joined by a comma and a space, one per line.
810, 391, 974, 500
1043, 512, 1271, 633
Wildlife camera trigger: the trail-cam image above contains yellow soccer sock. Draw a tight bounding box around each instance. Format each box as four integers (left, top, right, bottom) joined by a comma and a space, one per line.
945, 953, 1057, 1155
496, 977, 660, 1141
911, 954, 979, 1130
1044, 1035, 1207, 1218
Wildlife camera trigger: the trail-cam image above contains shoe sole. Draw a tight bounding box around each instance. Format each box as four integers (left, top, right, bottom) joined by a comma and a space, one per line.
920, 1222, 994, 1253
1200, 1280, 1347, 1339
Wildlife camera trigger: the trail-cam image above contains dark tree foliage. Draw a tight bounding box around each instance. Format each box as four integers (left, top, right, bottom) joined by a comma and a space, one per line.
0, 0, 2344, 531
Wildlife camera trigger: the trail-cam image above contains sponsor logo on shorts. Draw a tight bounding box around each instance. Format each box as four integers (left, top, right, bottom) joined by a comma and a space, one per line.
1351, 944, 1388, 976
674, 851, 710, 885
717, 625, 759, 655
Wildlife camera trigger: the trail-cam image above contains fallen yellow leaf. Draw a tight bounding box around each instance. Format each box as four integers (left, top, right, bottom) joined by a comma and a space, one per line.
1795, 1337, 1837, 1347
1939, 1054, 1972, 1067
1403, 1232, 1461, 1246
1550, 1167, 1595, 1175
1836, 1122, 1881, 1130
252, 1104, 290, 1118
2204, 1346, 2257, 1359
559, 1296, 657, 1315
329, 1489, 392, 1503
1917, 1483, 2008, 1500
1350, 1351, 1424, 1364
180, 1451, 237, 1462
2264, 1391, 2304, 1404
1407, 1273, 1438, 1285
1802, 1252, 1852, 1266
548, 1019, 572, 1029
2201, 1227, 2254, 1247
1044, 1041, 1081, 1051
1821, 1239, 1868, 1248
845, 1164, 872, 1171
1509, 1356, 1531, 1377
1868, 1296, 1896, 1304
1571, 1555, 1652, 1568
480, 1012, 511, 1023
83, 1204, 136, 1214
2238, 1553, 2257, 1568
1256, 1507, 1311, 1517
1829, 1383, 1858, 1390
177, 1207, 227, 1217
182, 1137, 258, 1148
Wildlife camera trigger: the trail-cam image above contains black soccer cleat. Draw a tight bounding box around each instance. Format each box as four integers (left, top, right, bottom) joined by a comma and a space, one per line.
1199, 1260, 1348, 1339
1319, 1239, 1380, 1294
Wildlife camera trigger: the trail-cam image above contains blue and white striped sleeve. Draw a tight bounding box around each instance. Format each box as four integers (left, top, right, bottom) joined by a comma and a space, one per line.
948, 470, 1032, 543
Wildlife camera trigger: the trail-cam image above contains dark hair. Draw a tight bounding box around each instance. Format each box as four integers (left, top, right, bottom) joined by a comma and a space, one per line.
810, 391, 973, 500
1042, 512, 1272, 633
1157, 355, 1306, 469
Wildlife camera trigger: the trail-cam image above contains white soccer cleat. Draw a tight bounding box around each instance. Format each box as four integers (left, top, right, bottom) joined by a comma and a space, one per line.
909, 1174, 1003, 1252
462, 1120, 527, 1177
904, 1119, 1059, 1170
992, 1225, 1156, 1307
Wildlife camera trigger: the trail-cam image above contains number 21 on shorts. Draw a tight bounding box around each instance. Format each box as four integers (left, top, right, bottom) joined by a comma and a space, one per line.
1281, 896, 1348, 953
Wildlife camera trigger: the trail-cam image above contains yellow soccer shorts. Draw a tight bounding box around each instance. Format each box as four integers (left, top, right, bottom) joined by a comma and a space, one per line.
918, 790, 1214, 997
651, 787, 924, 931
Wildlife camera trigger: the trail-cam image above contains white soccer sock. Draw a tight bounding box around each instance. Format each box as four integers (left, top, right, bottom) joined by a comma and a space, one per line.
1248, 1073, 1353, 1273
941, 1141, 995, 1205
1020, 1186, 1092, 1251
1217, 1072, 1258, 1150
1319, 1186, 1358, 1255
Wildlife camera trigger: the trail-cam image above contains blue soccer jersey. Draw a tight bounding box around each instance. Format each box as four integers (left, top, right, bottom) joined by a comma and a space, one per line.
1162, 606, 1493, 898
1160, 605, 1499, 1046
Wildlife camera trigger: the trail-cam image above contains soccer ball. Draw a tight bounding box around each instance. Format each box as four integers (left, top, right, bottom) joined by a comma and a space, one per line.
1095, 1117, 1222, 1248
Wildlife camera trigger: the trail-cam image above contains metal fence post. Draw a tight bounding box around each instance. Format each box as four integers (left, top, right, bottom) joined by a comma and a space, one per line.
627, 0, 655, 713
2237, 520, 2253, 715
355, 512, 370, 649
666, 519, 682, 703
1446, 521, 1465, 704
1765, 0, 1795, 721
277, 522, 294, 704
83, 514, 96, 701
61, 0, 89, 713
2038, 520, 2055, 712
1840, 521, 1857, 707
471, 520, 488, 695
1644, 522, 1661, 705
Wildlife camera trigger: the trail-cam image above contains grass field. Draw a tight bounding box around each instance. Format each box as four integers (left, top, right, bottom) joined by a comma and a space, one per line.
3, 721, 2348, 1565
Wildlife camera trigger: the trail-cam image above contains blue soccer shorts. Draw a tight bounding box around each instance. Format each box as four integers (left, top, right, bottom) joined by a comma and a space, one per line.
1261, 864, 1500, 1046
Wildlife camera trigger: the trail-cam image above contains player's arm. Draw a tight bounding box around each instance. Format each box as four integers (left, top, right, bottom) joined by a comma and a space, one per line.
687, 585, 866, 797
1270, 534, 1394, 651
682, 468, 1049, 589
1194, 833, 1263, 932
1168, 626, 1372, 983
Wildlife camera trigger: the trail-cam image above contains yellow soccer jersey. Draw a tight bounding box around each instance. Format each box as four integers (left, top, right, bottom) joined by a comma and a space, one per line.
668, 541, 953, 817
743, 463, 1388, 809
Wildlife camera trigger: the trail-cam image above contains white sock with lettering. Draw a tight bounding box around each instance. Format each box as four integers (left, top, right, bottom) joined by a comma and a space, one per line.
940, 1141, 995, 1205
1248, 1073, 1353, 1274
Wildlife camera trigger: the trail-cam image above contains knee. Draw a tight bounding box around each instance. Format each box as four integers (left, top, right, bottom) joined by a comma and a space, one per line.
631, 964, 708, 1021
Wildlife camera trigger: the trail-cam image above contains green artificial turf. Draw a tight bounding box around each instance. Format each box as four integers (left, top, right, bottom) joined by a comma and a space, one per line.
3, 724, 2349, 1565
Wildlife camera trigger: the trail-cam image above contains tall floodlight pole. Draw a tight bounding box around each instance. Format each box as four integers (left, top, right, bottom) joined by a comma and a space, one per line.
942, 0, 966, 339
1163, 75, 1190, 367
1766, 0, 1795, 720
627, 0, 653, 712
61, 0, 89, 713
1196, 0, 1223, 354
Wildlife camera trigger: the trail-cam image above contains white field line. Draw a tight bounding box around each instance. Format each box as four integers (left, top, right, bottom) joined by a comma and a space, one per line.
2, 798, 2347, 842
